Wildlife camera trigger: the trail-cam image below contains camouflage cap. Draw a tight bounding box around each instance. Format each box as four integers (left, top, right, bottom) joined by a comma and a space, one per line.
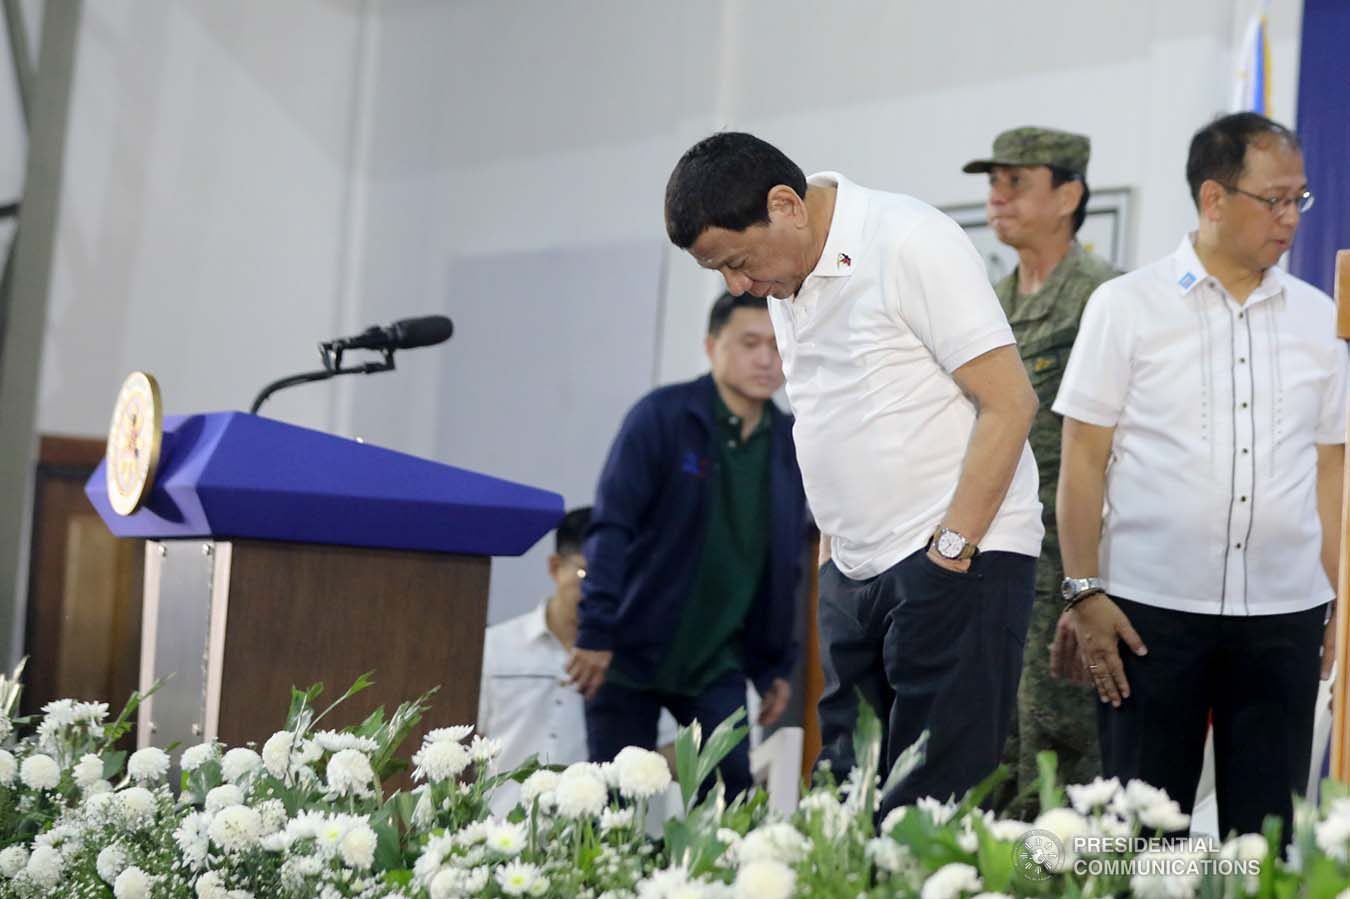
962, 126, 1091, 179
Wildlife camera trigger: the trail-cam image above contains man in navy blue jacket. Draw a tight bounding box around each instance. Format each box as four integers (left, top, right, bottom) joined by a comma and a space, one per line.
566, 292, 807, 800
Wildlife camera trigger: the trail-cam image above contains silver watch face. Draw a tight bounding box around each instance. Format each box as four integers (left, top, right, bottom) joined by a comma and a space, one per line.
936, 530, 965, 559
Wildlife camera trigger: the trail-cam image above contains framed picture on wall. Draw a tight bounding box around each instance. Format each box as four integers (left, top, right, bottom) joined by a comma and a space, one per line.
943, 187, 1133, 282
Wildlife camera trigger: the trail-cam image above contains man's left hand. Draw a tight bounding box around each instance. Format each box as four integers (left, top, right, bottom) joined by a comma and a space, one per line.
758, 678, 791, 726
565, 648, 613, 700
925, 546, 972, 574
1322, 613, 1337, 681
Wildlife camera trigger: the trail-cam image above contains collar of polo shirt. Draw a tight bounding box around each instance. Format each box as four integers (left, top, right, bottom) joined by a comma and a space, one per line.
802, 172, 871, 285
1172, 232, 1286, 306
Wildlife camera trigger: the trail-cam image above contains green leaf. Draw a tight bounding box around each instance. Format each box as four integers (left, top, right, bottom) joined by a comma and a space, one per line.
674, 720, 703, 814
973, 817, 1014, 894
1036, 751, 1063, 812
687, 708, 747, 814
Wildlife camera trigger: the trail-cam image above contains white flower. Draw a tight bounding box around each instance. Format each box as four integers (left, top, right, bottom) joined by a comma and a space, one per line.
114, 866, 151, 899
0, 846, 28, 878
970, 894, 1014, 899
0, 713, 10, 742
425, 724, 474, 743
221, 747, 262, 784
20, 753, 60, 790
486, 819, 528, 855
1316, 809, 1350, 861
119, 786, 158, 824
313, 730, 380, 754
879, 806, 907, 835
520, 769, 561, 806
410, 788, 434, 827
195, 871, 228, 899
412, 738, 471, 783
340, 823, 378, 869
1130, 849, 1203, 899
176, 811, 212, 869
496, 860, 545, 896
326, 748, 377, 797
867, 837, 917, 876
1066, 776, 1122, 815
469, 734, 503, 763
737, 823, 810, 865
1221, 834, 1267, 893
734, 859, 794, 899
920, 862, 982, 899
209, 804, 263, 853
1137, 798, 1191, 833
800, 791, 851, 840
0, 749, 15, 784
205, 783, 245, 813
917, 796, 959, 827
1032, 808, 1089, 872
601, 807, 636, 834
261, 731, 293, 778
127, 746, 171, 782
181, 741, 219, 772
24, 845, 63, 888
554, 765, 609, 818
96, 844, 128, 883
71, 753, 103, 788
614, 746, 673, 800
987, 819, 1031, 843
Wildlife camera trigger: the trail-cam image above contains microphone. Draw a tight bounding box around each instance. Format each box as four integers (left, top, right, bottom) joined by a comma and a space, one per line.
326, 315, 454, 352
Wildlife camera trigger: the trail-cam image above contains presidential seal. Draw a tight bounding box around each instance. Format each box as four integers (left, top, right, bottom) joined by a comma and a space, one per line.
105, 371, 163, 516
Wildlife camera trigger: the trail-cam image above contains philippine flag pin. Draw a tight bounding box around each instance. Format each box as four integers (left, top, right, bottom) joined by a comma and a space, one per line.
837, 252, 852, 268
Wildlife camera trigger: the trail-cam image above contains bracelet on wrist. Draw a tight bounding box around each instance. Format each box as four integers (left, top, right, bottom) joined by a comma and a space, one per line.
1064, 588, 1106, 612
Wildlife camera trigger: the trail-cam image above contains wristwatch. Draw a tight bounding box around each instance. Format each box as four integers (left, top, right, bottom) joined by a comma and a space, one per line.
1061, 576, 1104, 604
930, 526, 978, 561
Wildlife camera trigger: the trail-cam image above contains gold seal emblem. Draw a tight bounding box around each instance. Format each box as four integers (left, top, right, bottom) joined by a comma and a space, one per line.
105, 371, 163, 516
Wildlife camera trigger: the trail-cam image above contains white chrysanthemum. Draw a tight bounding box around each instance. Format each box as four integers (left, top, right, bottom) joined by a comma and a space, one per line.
326, 749, 377, 797
866, 837, 917, 876
20, 753, 60, 790
127, 747, 171, 782
1111, 779, 1169, 819
920, 862, 982, 899
0, 846, 28, 878
1137, 798, 1191, 833
917, 796, 959, 827
194, 871, 228, 899
486, 819, 528, 855
313, 730, 380, 754
554, 766, 608, 818
469, 735, 503, 763
427, 868, 463, 899
1129, 849, 1203, 899
205, 783, 245, 813
0, 713, 10, 742
339, 823, 377, 869
737, 823, 810, 865
1033, 808, 1090, 872
601, 807, 636, 834
410, 788, 434, 827
1066, 776, 1121, 815
118, 786, 158, 825
985, 818, 1031, 843
73, 700, 110, 723
520, 769, 561, 806
96, 844, 128, 884
425, 725, 474, 743
613, 746, 673, 800
734, 859, 794, 899
454, 821, 489, 847
495, 860, 544, 896
1316, 809, 1350, 862
800, 791, 851, 840
0, 749, 15, 785
176, 811, 212, 869
113, 866, 151, 899
180, 741, 219, 773
209, 804, 263, 853
412, 738, 471, 783
254, 798, 287, 836
221, 747, 262, 784
261, 731, 293, 778
72, 753, 104, 788
1220, 834, 1267, 893
24, 845, 63, 888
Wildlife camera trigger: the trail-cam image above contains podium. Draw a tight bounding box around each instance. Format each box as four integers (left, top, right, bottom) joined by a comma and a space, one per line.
85, 412, 562, 754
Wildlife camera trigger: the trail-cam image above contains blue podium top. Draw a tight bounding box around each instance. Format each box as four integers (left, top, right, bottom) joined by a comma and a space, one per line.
86, 412, 564, 557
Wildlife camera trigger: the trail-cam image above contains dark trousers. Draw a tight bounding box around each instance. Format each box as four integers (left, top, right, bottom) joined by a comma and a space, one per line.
817, 548, 1036, 818
584, 667, 752, 801
1099, 597, 1326, 843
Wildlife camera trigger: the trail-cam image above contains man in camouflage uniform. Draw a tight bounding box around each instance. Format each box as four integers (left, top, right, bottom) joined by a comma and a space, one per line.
963, 127, 1118, 817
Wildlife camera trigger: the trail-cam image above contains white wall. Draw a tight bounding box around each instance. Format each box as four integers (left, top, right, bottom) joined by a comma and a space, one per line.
33, 0, 1305, 625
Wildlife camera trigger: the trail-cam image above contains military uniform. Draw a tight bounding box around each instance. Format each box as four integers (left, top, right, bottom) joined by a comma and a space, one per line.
964, 127, 1118, 817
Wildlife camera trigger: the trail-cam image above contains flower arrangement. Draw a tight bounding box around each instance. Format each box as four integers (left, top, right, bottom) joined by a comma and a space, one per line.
0, 662, 1347, 899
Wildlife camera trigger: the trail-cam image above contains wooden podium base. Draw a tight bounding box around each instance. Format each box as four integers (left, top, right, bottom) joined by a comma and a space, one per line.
138, 539, 489, 759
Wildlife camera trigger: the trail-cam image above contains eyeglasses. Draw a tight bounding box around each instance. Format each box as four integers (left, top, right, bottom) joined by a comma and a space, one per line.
1218, 182, 1315, 215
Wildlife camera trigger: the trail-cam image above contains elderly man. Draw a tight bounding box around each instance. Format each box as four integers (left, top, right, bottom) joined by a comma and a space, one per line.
963, 127, 1118, 816
665, 131, 1043, 814
1053, 112, 1344, 841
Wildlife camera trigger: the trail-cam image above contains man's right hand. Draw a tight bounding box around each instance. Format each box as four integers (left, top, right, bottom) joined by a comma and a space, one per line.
565, 648, 613, 700
1068, 593, 1147, 708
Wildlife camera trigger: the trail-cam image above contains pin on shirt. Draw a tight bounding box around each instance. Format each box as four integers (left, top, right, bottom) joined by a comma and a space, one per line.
837, 253, 852, 268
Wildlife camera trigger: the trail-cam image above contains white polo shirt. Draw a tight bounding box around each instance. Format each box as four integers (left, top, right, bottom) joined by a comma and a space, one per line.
768, 172, 1044, 580
1053, 234, 1349, 616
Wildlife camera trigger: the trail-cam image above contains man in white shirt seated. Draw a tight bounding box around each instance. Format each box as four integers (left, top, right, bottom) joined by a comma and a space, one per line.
478, 508, 676, 815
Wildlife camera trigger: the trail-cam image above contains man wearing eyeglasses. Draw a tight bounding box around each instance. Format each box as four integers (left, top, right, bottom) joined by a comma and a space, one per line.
1052, 112, 1345, 842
